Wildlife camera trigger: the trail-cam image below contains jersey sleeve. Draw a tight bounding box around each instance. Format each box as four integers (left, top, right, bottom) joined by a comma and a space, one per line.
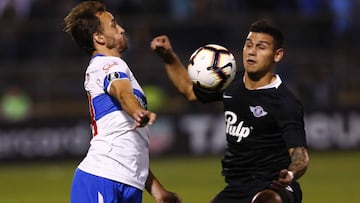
103, 59, 130, 93
277, 96, 307, 149
193, 85, 223, 103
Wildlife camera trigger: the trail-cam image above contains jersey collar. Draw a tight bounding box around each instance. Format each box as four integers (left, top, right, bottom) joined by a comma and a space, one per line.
92, 54, 105, 59
243, 74, 282, 90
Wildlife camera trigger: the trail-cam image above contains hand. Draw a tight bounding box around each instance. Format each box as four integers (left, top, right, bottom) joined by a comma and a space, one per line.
154, 190, 182, 203
272, 169, 294, 188
150, 35, 175, 63
132, 109, 156, 129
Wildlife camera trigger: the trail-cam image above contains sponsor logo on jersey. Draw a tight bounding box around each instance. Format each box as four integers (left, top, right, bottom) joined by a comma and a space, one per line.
225, 111, 251, 142
102, 61, 119, 73
249, 106, 268, 118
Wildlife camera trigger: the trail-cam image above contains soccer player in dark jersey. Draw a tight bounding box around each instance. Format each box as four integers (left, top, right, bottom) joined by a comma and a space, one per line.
150, 19, 309, 203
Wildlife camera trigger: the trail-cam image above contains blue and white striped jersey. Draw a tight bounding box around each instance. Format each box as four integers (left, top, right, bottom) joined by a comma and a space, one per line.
78, 54, 149, 190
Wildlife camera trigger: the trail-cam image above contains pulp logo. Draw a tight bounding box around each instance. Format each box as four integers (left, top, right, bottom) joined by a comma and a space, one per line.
225, 111, 251, 142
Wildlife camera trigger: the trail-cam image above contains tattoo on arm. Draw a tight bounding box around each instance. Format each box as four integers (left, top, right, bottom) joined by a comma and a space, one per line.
288, 147, 309, 180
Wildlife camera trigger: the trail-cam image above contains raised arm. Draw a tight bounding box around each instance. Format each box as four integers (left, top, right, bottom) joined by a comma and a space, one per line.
109, 79, 156, 128
150, 35, 196, 101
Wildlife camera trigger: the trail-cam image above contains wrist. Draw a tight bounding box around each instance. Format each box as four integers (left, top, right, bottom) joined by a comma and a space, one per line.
287, 170, 294, 181
162, 52, 177, 64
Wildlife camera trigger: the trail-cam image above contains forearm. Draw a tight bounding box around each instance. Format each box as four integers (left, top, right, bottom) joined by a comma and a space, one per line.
110, 80, 143, 116
151, 35, 196, 101
288, 147, 309, 180
163, 53, 196, 101
122, 94, 145, 114
145, 170, 165, 197
109, 80, 154, 127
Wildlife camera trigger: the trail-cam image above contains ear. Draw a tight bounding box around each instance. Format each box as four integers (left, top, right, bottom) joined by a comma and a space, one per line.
274, 48, 284, 63
93, 32, 105, 45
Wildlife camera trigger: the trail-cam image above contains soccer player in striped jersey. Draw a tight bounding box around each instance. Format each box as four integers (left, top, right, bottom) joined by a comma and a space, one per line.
151, 20, 309, 203
64, 1, 181, 203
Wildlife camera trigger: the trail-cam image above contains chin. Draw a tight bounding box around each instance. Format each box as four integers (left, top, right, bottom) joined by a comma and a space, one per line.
245, 67, 258, 75
119, 44, 128, 53
247, 71, 265, 81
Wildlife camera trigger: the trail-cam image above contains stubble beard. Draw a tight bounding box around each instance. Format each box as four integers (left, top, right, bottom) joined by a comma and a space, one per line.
119, 36, 128, 53
246, 69, 267, 81
113, 37, 128, 55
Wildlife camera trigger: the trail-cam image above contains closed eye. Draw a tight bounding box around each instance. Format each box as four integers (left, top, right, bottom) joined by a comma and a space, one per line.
257, 44, 266, 49
111, 19, 117, 28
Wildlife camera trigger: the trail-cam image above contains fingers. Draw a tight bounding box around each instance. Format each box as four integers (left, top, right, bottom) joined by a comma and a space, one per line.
272, 169, 293, 188
156, 192, 182, 203
279, 169, 289, 180
169, 193, 182, 203
146, 112, 156, 125
132, 110, 156, 129
150, 35, 171, 52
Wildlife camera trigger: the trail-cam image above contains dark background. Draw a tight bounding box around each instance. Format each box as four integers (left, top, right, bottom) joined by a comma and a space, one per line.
0, 0, 359, 160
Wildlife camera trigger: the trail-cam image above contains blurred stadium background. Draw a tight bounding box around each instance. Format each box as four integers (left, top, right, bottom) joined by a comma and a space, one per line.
0, 0, 359, 202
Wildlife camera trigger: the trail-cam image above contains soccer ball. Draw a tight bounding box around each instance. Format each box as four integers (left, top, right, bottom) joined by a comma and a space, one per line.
187, 44, 236, 92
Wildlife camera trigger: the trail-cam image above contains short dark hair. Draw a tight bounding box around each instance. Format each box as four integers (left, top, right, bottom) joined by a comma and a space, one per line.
249, 19, 284, 50
64, 1, 106, 55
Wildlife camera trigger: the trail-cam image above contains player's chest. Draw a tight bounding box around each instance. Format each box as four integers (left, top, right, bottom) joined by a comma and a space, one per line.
223, 90, 280, 131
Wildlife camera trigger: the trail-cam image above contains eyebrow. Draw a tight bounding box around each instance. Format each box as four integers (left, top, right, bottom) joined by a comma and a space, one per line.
246, 39, 271, 45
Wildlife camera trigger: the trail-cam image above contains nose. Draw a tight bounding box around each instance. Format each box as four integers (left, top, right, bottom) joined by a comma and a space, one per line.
248, 47, 256, 56
117, 25, 125, 34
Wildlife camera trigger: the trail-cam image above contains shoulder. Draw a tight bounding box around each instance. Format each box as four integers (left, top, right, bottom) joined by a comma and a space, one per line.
234, 70, 245, 80
88, 56, 129, 73
277, 83, 304, 113
226, 70, 245, 89
278, 84, 301, 103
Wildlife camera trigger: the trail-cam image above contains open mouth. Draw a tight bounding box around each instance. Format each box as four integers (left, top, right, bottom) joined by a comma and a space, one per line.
246, 59, 256, 65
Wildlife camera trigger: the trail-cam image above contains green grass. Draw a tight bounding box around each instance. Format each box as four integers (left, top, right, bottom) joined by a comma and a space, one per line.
0, 151, 359, 203
300, 151, 360, 203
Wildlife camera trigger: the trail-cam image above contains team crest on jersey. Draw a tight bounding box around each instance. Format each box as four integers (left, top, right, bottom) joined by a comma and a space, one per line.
249, 106, 268, 118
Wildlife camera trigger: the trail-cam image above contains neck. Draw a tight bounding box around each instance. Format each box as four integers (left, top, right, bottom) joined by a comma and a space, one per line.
244, 71, 276, 90
93, 49, 121, 57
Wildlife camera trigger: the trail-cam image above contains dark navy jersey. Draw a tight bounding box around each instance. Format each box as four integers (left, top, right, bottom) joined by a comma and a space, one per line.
194, 70, 307, 181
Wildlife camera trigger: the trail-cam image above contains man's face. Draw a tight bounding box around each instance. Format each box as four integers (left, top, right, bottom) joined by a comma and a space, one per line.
242, 32, 282, 76
97, 11, 127, 53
